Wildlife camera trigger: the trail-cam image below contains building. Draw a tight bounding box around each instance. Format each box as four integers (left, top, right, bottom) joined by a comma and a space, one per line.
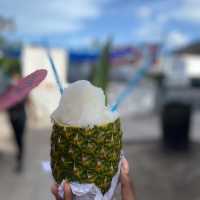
21, 44, 68, 123
174, 42, 200, 86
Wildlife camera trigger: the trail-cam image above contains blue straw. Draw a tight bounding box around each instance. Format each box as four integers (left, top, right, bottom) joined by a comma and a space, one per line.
110, 50, 153, 112
46, 49, 64, 94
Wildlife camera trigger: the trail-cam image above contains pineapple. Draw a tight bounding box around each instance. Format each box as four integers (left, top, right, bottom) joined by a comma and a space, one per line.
51, 118, 122, 194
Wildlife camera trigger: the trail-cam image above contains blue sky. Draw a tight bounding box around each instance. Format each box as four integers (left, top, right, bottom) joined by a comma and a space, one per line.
1, 0, 200, 48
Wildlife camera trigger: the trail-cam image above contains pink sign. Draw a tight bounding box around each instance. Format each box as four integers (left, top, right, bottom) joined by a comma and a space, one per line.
0, 69, 47, 111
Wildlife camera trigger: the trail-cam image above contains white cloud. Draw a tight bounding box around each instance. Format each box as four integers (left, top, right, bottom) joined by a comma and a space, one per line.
135, 0, 200, 34
133, 0, 200, 44
174, 9, 200, 22
166, 30, 189, 48
0, 0, 104, 34
133, 18, 166, 43
66, 36, 96, 47
161, 0, 200, 23
136, 6, 152, 18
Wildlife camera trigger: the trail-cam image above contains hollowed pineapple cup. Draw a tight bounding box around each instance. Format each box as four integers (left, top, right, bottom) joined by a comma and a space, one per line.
51, 118, 123, 194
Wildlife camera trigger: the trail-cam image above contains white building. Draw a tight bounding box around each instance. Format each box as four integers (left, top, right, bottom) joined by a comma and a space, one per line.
160, 53, 200, 87
21, 45, 68, 124
160, 55, 189, 86
161, 43, 200, 87
182, 54, 200, 79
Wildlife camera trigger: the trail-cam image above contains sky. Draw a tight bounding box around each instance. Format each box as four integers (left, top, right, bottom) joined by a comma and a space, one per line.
0, 0, 200, 48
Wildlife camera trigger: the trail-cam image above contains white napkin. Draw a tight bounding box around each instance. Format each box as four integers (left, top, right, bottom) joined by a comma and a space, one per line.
42, 158, 122, 200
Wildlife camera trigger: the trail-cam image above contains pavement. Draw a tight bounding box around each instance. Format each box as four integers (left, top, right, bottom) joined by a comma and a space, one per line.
1, 111, 200, 200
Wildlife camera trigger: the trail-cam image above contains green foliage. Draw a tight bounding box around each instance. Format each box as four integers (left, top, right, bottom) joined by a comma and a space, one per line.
0, 58, 21, 76
91, 40, 112, 96
0, 35, 22, 77
0, 36, 6, 47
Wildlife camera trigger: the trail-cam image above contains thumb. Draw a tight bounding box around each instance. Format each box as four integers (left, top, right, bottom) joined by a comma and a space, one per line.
64, 182, 73, 200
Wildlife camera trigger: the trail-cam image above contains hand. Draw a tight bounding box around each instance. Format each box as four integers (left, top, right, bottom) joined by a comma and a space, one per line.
120, 158, 130, 184
120, 158, 136, 200
51, 160, 135, 200
51, 181, 72, 200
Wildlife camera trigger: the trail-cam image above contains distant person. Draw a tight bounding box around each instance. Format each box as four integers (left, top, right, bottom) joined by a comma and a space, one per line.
7, 73, 27, 172
51, 158, 136, 200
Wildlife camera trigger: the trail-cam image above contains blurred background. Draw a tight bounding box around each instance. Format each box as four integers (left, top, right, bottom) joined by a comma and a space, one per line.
0, 0, 200, 199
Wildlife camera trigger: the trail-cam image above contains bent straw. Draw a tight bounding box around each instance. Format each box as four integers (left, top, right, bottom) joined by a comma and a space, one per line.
110, 49, 153, 112
46, 49, 64, 95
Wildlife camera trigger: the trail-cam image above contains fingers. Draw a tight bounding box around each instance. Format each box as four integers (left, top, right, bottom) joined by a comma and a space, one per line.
120, 158, 131, 186
121, 158, 129, 175
51, 182, 73, 200
64, 182, 73, 200
51, 184, 62, 200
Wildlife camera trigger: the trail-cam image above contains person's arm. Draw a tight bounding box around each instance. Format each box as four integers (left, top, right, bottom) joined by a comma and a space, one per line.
120, 158, 136, 200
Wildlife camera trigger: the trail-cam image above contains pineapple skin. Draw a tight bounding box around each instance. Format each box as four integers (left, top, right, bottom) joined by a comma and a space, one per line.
51, 118, 122, 194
